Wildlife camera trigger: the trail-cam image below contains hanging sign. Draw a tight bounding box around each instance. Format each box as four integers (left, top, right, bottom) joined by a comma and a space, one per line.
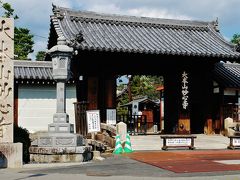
182, 71, 189, 110
86, 110, 101, 133
106, 109, 116, 125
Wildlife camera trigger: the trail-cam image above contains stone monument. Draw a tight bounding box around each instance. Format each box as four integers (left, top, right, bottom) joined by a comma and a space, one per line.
29, 37, 92, 163
116, 122, 127, 143
0, 18, 22, 168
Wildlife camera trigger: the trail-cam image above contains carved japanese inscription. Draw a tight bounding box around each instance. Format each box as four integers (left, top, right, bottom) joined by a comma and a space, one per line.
182, 71, 189, 110
0, 18, 14, 143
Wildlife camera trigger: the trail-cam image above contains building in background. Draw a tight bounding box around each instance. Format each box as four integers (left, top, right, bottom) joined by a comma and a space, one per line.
14, 60, 76, 133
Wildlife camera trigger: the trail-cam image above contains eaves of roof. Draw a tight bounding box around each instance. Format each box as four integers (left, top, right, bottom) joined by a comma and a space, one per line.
214, 62, 240, 88
47, 5, 240, 59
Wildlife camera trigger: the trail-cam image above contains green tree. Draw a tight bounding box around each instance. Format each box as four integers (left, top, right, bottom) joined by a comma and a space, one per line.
231, 34, 240, 45
117, 75, 163, 115
1, 1, 34, 60
14, 27, 34, 60
131, 75, 162, 100
35, 51, 46, 61
0, 0, 18, 19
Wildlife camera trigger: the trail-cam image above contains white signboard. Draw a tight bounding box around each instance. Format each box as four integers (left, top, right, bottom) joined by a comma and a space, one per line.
166, 138, 191, 146
86, 110, 101, 133
233, 138, 240, 146
106, 109, 116, 125
132, 101, 139, 115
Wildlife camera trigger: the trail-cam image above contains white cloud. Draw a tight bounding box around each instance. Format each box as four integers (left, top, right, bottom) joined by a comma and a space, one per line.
1, 0, 239, 60
87, 4, 123, 14
127, 8, 191, 20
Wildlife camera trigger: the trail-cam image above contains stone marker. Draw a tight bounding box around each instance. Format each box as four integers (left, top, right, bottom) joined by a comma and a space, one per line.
224, 117, 234, 136
116, 122, 127, 143
0, 18, 22, 168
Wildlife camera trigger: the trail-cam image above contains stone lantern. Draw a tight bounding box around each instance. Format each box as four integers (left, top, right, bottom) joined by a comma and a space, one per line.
49, 36, 73, 80
29, 37, 91, 163
47, 36, 74, 133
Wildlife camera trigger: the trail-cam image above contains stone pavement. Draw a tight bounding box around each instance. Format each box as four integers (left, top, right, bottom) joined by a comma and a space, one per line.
1, 134, 240, 180
130, 134, 229, 150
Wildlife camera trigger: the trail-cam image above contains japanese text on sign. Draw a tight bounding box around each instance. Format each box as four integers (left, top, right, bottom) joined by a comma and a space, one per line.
233, 138, 240, 146
182, 71, 189, 110
106, 109, 116, 125
166, 138, 191, 146
86, 110, 101, 133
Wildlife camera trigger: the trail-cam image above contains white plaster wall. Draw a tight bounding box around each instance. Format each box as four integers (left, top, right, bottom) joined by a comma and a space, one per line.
18, 84, 76, 133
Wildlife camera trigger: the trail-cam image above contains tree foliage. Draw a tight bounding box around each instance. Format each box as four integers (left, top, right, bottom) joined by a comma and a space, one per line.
130, 75, 162, 100
1, 1, 34, 60
231, 33, 240, 45
35, 51, 46, 61
14, 27, 34, 60
0, 0, 18, 19
117, 75, 163, 115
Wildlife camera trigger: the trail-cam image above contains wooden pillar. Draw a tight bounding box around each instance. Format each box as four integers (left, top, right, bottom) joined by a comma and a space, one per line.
75, 76, 88, 135
190, 61, 215, 134
87, 77, 98, 110
76, 76, 88, 101
159, 91, 163, 131
164, 72, 179, 134
238, 90, 240, 121
105, 76, 116, 109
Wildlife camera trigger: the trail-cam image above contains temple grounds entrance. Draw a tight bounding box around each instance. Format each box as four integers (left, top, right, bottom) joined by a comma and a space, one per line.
47, 6, 240, 135
72, 50, 216, 134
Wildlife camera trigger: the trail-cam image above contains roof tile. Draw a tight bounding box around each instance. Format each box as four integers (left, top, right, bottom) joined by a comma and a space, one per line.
214, 62, 240, 88
48, 6, 240, 59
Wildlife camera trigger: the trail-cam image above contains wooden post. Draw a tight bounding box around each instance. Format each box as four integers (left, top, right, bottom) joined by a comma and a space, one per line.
88, 77, 98, 110
164, 72, 179, 134
105, 76, 116, 109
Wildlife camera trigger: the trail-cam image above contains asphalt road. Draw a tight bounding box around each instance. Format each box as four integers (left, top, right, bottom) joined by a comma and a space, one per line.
1, 153, 240, 180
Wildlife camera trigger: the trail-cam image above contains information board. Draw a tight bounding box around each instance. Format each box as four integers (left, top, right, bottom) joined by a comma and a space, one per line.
233, 138, 240, 146
106, 109, 116, 125
166, 138, 191, 146
86, 110, 101, 133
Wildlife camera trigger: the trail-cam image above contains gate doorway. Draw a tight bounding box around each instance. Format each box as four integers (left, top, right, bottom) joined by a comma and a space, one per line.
47, 6, 240, 135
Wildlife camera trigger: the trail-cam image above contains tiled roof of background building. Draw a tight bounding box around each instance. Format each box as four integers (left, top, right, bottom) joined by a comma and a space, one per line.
214, 62, 240, 88
14, 60, 240, 88
48, 5, 240, 59
14, 60, 53, 80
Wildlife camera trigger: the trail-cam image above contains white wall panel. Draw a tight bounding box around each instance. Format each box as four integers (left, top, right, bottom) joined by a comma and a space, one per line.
18, 84, 76, 133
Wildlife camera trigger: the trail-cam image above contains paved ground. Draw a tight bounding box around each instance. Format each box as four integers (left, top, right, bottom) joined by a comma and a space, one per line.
130, 134, 229, 150
127, 150, 240, 173
1, 134, 240, 180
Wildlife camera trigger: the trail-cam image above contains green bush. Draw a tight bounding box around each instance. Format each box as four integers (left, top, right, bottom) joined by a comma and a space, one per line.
14, 125, 31, 163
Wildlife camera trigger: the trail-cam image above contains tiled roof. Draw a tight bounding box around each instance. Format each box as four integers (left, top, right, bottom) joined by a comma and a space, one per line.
121, 97, 159, 107
214, 62, 240, 88
14, 60, 53, 80
48, 5, 240, 59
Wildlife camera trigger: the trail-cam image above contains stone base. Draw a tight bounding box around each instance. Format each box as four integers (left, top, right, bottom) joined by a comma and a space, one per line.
0, 143, 22, 168
32, 133, 85, 147
93, 150, 105, 161
48, 123, 74, 133
29, 146, 92, 163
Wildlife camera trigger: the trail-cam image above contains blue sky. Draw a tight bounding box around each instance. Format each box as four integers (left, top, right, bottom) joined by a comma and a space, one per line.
1, 0, 239, 60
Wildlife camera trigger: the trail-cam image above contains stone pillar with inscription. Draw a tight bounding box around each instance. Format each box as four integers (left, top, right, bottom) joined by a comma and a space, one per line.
29, 37, 92, 163
0, 18, 22, 168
